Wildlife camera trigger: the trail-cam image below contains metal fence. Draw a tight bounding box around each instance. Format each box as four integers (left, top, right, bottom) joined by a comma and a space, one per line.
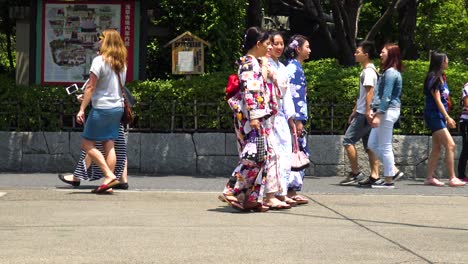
0, 99, 460, 135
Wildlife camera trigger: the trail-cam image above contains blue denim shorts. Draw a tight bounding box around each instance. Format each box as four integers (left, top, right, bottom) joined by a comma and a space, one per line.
343, 113, 372, 149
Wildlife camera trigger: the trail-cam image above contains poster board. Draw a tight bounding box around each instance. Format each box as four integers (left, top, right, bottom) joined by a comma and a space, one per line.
40, 0, 136, 85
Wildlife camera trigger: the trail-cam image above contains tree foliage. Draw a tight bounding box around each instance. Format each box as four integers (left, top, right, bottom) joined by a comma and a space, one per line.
2, 59, 467, 134
416, 0, 468, 62
0, 0, 15, 75
147, 0, 247, 78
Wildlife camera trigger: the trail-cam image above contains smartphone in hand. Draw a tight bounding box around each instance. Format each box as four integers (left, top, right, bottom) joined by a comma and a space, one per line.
65, 84, 79, 95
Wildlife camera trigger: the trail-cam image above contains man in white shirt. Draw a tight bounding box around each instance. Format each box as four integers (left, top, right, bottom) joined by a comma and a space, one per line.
340, 41, 381, 186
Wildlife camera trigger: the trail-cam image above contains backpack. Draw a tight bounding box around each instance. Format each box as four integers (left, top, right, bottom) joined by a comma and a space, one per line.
225, 73, 240, 100
360, 66, 380, 86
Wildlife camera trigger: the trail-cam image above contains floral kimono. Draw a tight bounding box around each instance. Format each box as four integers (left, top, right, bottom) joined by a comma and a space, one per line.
268, 58, 296, 196
224, 55, 277, 208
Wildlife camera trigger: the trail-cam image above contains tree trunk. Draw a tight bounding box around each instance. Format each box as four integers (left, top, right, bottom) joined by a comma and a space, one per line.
364, 0, 398, 41
310, 0, 338, 55
398, 0, 418, 59
330, 0, 355, 66
344, 0, 362, 41
278, 0, 408, 66
247, 0, 262, 27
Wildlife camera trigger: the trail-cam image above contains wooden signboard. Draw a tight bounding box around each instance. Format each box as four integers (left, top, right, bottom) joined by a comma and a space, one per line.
164, 31, 210, 75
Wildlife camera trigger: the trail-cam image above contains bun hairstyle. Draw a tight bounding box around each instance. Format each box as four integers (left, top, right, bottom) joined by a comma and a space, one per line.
242, 27, 270, 54
284, 34, 309, 59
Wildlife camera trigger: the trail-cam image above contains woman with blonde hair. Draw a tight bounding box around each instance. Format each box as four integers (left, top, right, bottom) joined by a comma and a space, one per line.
76, 29, 127, 193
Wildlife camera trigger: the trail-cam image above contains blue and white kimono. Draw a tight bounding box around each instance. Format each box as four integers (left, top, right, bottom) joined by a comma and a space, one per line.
286, 59, 308, 121
286, 58, 309, 191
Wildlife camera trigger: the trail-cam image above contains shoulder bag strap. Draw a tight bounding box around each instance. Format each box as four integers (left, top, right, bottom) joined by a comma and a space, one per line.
115, 70, 127, 104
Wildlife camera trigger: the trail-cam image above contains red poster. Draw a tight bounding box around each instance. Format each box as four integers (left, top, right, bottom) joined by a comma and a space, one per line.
41, 0, 135, 85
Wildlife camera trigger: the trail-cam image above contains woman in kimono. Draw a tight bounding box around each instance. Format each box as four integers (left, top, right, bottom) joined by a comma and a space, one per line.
266, 31, 298, 207
284, 35, 311, 204
221, 27, 276, 212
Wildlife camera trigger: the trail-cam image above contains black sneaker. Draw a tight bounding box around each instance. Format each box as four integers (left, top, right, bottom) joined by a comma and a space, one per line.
393, 171, 404, 181
340, 172, 365, 185
371, 181, 395, 189
358, 177, 382, 187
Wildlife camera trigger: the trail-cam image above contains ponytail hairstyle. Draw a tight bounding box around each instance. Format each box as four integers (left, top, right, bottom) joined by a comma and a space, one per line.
423, 51, 448, 95
242, 27, 269, 54
284, 34, 309, 59
380, 43, 403, 72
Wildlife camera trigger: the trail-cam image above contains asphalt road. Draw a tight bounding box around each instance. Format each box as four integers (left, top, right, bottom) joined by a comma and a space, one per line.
0, 173, 467, 264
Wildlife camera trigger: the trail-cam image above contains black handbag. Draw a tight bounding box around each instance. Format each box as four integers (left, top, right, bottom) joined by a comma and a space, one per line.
240, 130, 266, 165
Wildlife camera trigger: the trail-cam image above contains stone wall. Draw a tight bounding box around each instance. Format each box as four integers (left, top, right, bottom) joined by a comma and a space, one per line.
0, 131, 463, 178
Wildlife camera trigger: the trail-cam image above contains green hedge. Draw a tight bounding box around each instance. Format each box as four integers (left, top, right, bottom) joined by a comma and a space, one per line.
1, 59, 467, 134
127, 72, 232, 131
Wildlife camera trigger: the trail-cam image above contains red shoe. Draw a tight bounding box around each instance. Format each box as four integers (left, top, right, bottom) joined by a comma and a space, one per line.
92, 179, 120, 194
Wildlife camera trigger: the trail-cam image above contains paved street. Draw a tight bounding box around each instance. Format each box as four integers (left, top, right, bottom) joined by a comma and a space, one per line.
0, 173, 467, 264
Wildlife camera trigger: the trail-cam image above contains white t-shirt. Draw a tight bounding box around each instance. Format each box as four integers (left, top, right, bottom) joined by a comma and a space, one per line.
356, 63, 378, 115
89, 55, 126, 109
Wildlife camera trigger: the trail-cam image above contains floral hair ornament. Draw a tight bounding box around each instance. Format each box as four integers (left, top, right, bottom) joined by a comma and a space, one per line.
289, 39, 299, 49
